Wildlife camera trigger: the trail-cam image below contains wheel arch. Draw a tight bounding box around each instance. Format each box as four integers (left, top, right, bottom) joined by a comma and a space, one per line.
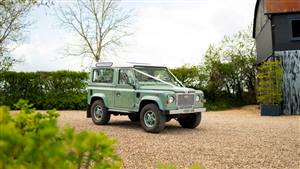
87, 95, 107, 118
89, 94, 108, 106
138, 97, 164, 113
139, 98, 166, 133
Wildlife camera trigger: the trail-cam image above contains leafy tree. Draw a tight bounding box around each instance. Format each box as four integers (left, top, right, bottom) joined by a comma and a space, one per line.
203, 26, 256, 102
170, 65, 207, 90
0, 99, 121, 169
0, 0, 36, 71
171, 26, 256, 110
0, 55, 17, 72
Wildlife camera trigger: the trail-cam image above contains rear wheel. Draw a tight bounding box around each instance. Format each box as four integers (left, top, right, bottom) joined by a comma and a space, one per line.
128, 113, 139, 122
178, 112, 201, 129
90, 100, 111, 125
140, 104, 166, 133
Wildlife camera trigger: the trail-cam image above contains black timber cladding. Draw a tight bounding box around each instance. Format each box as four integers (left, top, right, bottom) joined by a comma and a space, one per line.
253, 0, 268, 37
272, 13, 300, 51
253, 0, 300, 63
255, 19, 273, 63
253, 0, 273, 63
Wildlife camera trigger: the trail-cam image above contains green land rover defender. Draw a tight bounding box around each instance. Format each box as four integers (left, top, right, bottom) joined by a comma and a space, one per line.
86, 62, 206, 133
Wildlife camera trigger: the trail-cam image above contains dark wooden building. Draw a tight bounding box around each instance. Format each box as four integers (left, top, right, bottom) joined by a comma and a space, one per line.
253, 0, 300, 115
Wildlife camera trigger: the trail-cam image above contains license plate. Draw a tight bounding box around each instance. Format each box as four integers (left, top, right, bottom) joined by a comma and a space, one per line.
183, 109, 194, 113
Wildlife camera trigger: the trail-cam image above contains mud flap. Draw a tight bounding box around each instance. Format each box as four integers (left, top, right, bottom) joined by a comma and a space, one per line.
87, 104, 91, 118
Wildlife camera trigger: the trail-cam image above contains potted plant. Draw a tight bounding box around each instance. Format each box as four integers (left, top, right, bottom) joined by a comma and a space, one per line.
257, 60, 283, 116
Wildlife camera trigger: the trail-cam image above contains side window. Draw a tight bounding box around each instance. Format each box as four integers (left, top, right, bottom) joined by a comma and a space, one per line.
92, 69, 114, 83
292, 20, 300, 39
119, 69, 133, 85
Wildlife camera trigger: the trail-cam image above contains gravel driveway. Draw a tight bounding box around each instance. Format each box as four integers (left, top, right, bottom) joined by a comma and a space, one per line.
57, 106, 300, 169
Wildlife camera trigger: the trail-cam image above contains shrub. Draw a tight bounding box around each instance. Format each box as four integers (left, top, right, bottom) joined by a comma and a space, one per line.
0, 100, 121, 169
256, 60, 283, 105
205, 94, 247, 111
0, 71, 88, 110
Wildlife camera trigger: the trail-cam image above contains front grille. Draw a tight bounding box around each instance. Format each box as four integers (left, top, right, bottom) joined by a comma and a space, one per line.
177, 94, 194, 109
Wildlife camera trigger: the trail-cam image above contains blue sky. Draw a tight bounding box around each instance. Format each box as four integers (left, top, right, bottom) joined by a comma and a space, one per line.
13, 0, 256, 71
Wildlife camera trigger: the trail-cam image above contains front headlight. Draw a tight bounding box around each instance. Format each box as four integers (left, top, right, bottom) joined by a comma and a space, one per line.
195, 95, 200, 102
167, 95, 175, 104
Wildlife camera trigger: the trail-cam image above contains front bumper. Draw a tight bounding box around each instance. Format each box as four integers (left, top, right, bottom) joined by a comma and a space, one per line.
169, 107, 206, 115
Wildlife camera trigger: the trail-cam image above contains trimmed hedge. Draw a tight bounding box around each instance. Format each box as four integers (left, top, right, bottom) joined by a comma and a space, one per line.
0, 71, 88, 110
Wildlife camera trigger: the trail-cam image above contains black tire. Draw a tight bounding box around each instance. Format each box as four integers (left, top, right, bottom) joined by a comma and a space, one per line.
166, 115, 172, 122
128, 113, 139, 122
178, 112, 201, 129
140, 104, 166, 133
90, 100, 111, 125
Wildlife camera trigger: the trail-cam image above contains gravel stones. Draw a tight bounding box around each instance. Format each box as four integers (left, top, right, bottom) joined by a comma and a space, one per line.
57, 106, 300, 169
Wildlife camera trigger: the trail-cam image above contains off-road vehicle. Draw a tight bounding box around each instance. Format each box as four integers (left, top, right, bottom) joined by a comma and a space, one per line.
87, 62, 206, 133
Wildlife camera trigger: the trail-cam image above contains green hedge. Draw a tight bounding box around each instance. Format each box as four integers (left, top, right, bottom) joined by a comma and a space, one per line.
0, 71, 88, 110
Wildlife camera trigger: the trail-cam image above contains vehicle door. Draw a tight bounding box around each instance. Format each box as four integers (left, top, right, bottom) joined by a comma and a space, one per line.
114, 69, 136, 110
91, 68, 115, 107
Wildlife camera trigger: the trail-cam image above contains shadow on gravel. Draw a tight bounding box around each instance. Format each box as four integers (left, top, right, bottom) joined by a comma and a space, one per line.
108, 120, 140, 129
163, 125, 205, 134
107, 120, 204, 134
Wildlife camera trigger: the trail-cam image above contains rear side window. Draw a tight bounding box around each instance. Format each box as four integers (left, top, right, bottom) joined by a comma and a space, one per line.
92, 69, 114, 83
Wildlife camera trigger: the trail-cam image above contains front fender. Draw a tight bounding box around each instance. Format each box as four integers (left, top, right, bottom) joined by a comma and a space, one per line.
139, 95, 164, 110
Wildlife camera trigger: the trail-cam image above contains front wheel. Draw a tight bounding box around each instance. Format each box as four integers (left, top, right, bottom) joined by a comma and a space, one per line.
140, 104, 166, 133
178, 112, 201, 129
90, 100, 111, 125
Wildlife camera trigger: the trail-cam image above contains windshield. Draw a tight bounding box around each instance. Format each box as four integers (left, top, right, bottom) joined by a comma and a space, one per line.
134, 67, 182, 87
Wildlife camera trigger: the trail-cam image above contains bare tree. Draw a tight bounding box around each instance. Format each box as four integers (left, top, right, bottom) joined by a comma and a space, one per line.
56, 0, 132, 63
0, 0, 34, 71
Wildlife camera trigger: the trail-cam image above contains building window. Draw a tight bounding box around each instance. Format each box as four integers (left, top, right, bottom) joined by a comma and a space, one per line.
292, 20, 300, 39
92, 68, 114, 83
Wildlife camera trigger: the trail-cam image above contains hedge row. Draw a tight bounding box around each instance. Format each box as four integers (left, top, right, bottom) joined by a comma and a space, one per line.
0, 71, 89, 110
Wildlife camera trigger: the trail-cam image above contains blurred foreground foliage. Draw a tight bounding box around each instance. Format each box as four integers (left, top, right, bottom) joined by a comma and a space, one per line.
0, 99, 121, 169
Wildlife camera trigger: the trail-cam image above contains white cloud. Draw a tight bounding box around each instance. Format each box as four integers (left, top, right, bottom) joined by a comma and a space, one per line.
118, 0, 256, 68
13, 32, 88, 71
